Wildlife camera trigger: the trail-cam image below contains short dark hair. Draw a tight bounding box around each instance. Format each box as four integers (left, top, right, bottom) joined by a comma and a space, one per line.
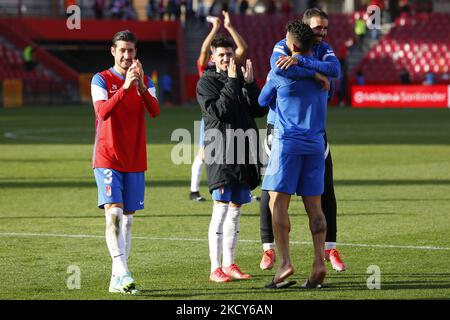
210, 34, 235, 50
112, 30, 138, 47
286, 20, 315, 53
302, 8, 328, 24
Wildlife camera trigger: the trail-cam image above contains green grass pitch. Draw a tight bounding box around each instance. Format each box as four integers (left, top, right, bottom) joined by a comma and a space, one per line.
0, 105, 449, 300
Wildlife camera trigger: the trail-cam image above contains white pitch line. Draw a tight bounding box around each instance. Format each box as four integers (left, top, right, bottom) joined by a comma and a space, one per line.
0, 232, 449, 251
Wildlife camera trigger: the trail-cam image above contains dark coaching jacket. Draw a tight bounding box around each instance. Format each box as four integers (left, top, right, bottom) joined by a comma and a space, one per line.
196, 67, 269, 193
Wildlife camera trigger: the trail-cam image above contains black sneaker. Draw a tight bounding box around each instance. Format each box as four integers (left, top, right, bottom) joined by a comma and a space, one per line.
189, 191, 206, 201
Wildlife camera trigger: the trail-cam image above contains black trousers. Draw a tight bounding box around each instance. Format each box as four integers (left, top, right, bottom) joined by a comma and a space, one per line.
260, 132, 337, 244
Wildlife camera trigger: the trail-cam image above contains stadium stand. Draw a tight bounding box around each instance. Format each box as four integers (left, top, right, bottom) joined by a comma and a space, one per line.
351, 12, 450, 84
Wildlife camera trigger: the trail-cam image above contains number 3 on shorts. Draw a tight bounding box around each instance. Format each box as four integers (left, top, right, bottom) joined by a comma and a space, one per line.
103, 169, 113, 184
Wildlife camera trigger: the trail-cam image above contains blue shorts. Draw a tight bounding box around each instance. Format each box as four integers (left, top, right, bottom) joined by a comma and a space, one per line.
94, 168, 145, 212
262, 142, 325, 196
198, 118, 205, 147
212, 184, 252, 205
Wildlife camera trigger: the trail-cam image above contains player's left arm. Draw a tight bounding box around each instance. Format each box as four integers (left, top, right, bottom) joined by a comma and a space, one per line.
258, 74, 277, 108
135, 59, 160, 118
141, 76, 160, 118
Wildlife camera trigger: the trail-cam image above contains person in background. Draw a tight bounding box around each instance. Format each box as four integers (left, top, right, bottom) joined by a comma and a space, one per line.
23, 44, 36, 71
160, 73, 173, 105
423, 72, 435, 85
94, 0, 105, 19
400, 68, 411, 84
239, 0, 249, 15
189, 10, 248, 202
356, 69, 365, 85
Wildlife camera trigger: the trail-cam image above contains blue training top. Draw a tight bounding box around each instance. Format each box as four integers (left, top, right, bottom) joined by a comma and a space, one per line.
266, 38, 340, 125
259, 58, 328, 155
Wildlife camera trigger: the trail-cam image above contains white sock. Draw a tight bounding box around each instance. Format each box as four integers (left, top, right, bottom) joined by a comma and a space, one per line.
263, 243, 275, 251
222, 206, 242, 268
121, 214, 134, 261
190, 154, 204, 192
325, 242, 337, 250
105, 207, 128, 276
208, 202, 228, 272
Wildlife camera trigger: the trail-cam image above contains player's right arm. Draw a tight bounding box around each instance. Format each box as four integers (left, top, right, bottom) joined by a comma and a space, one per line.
223, 10, 248, 65
198, 17, 221, 68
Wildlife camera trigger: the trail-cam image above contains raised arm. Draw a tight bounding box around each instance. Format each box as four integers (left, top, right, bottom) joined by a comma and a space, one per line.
223, 10, 248, 65
198, 17, 221, 67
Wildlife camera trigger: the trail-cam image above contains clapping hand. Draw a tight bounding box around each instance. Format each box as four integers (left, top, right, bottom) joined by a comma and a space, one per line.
241, 59, 254, 83
228, 57, 237, 78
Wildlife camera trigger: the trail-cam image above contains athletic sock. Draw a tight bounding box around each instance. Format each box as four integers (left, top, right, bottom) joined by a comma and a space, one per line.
263, 242, 275, 251
105, 207, 128, 276
121, 213, 134, 261
325, 242, 337, 250
190, 154, 204, 192
208, 202, 228, 272
223, 206, 242, 268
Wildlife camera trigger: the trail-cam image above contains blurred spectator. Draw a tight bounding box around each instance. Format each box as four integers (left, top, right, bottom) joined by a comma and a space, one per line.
110, 0, 124, 19
400, 68, 411, 84
209, 0, 222, 16
166, 0, 181, 20
146, 0, 156, 20
423, 72, 435, 85
307, 0, 319, 9
93, 0, 105, 19
196, 0, 208, 22
182, 0, 195, 22
399, 0, 411, 16
160, 73, 173, 105
267, 0, 277, 14
123, 0, 137, 20
158, 0, 166, 20
281, 0, 293, 15
356, 70, 365, 85
239, 0, 249, 14
23, 44, 36, 71
228, 0, 238, 14
254, 0, 267, 14
354, 14, 367, 49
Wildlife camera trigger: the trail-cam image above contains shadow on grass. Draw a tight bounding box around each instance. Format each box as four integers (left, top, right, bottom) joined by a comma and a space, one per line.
0, 214, 215, 219
135, 273, 450, 298
2, 179, 450, 189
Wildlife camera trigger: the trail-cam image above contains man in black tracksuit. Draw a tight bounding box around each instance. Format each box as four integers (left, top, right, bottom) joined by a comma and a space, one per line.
196, 35, 268, 283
